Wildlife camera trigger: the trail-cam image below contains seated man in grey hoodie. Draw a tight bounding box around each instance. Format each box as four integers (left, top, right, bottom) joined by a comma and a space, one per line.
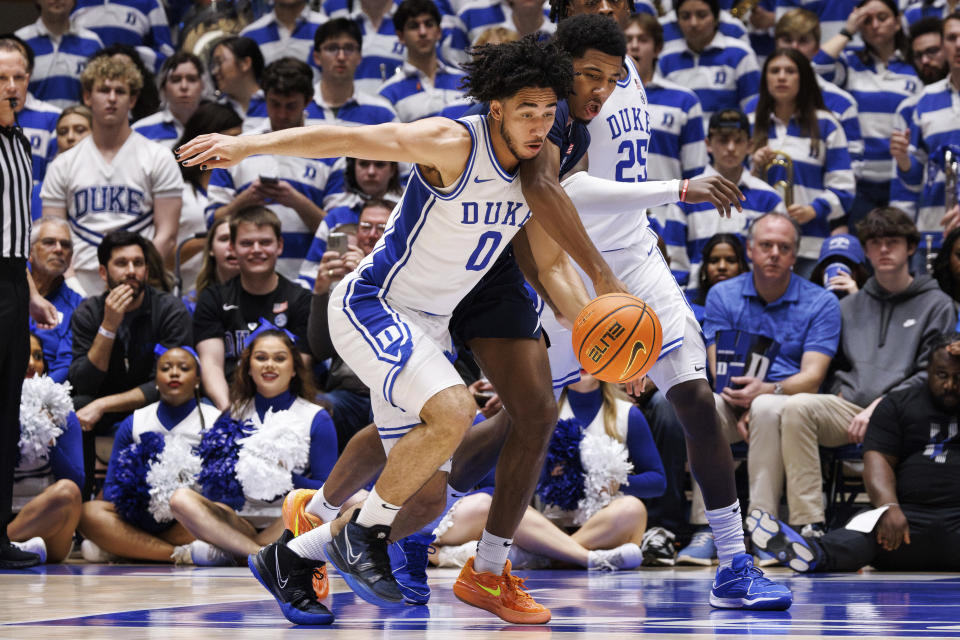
753, 207, 956, 536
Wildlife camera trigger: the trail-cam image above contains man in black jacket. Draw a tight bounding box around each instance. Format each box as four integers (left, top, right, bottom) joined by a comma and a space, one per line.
69, 231, 192, 492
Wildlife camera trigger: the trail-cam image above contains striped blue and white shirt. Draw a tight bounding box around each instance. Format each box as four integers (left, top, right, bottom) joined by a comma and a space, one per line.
744, 75, 865, 176
240, 6, 327, 72
775, 0, 859, 44
890, 94, 921, 218
899, 78, 960, 252
649, 165, 784, 287
645, 72, 708, 182
378, 61, 466, 122
903, 0, 952, 29
298, 203, 364, 289
19, 94, 61, 186
659, 9, 750, 49
818, 48, 921, 184
218, 89, 269, 133
132, 107, 182, 150
657, 32, 761, 126
15, 19, 104, 109
72, 0, 174, 67
205, 127, 341, 282
747, 108, 855, 259
326, 3, 406, 95
442, 0, 555, 65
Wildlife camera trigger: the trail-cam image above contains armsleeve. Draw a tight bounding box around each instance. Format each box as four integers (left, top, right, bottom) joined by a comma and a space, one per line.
103, 417, 135, 491
45, 324, 74, 384
802, 292, 842, 357
898, 103, 926, 190
67, 300, 107, 396
298, 222, 329, 291
736, 51, 761, 111
814, 119, 854, 221
146, 0, 175, 58
49, 412, 84, 489
621, 407, 667, 499
205, 169, 236, 224
293, 409, 339, 488
561, 171, 680, 214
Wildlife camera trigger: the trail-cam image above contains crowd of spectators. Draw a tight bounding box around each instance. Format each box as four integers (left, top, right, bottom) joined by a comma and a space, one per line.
4, 0, 959, 574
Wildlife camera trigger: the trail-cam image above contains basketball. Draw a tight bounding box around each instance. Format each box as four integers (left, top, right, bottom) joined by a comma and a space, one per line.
572, 294, 663, 384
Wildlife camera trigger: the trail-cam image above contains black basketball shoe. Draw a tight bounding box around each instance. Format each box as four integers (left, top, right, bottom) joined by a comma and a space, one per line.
248, 530, 335, 625
324, 510, 403, 605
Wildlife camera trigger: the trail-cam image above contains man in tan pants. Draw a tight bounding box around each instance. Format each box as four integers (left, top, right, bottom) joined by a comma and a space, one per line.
773, 208, 955, 532
678, 212, 840, 565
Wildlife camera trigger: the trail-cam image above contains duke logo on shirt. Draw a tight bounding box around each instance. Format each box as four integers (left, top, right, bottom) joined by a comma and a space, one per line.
460, 201, 529, 227
715, 71, 727, 84
73, 185, 146, 219
606, 107, 650, 140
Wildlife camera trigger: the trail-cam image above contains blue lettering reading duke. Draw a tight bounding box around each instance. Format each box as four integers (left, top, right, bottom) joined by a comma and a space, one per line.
73, 185, 146, 219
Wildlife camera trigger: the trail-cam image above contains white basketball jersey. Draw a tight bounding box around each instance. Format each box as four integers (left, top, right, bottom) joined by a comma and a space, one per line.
40, 132, 183, 294
355, 114, 531, 316
584, 57, 654, 251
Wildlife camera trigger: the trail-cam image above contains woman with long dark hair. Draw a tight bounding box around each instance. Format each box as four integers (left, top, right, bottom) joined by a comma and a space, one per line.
750, 48, 854, 276
208, 36, 266, 131
166, 327, 337, 565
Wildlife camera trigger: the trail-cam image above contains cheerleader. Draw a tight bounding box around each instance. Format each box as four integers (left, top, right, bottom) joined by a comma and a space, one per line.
433, 374, 666, 571
167, 324, 337, 565
79, 345, 219, 563
9, 333, 84, 563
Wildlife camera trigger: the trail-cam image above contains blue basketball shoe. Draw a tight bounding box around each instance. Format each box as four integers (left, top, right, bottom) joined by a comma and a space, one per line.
747, 508, 818, 572
388, 532, 434, 604
709, 553, 793, 610
248, 530, 334, 625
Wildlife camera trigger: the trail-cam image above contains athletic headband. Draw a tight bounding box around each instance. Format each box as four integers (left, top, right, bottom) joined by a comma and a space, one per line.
154, 344, 202, 372
248, 317, 297, 344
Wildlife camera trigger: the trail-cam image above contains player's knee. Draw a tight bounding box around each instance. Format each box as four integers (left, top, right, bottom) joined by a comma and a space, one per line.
424, 387, 476, 438
48, 479, 82, 510
667, 378, 717, 430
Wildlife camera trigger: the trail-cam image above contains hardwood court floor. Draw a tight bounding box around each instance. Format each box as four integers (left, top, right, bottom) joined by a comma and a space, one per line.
1, 563, 959, 639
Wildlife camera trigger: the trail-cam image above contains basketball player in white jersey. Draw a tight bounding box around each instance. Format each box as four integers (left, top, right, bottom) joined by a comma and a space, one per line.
178, 35, 623, 625
539, 0, 794, 611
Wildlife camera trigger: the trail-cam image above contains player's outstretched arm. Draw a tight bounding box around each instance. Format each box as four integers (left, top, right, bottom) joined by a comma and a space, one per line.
177, 118, 472, 184
514, 221, 590, 325
519, 140, 625, 296
561, 171, 745, 218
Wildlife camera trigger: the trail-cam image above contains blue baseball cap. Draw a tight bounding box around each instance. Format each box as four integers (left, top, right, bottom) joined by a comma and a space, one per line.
816, 234, 866, 266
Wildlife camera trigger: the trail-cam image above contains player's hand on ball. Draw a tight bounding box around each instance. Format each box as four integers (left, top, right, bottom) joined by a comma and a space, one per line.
176, 133, 250, 170
685, 175, 744, 218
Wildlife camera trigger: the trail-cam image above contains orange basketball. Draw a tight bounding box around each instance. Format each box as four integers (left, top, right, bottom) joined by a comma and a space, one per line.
572, 294, 663, 384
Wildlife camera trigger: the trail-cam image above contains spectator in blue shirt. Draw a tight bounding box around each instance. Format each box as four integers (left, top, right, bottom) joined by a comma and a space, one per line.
133, 52, 206, 150
28, 217, 83, 384
71, 0, 174, 73
677, 211, 840, 565
240, 0, 326, 71
379, 0, 466, 122
15, 0, 104, 109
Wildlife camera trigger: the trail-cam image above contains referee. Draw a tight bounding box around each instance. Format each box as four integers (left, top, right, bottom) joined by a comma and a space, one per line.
0, 36, 59, 569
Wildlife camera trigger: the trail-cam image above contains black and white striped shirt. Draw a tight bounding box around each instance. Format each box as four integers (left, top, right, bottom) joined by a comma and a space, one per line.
0, 123, 32, 259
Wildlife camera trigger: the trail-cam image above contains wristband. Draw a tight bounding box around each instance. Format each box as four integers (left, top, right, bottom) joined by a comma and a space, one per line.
839, 28, 853, 39
680, 179, 690, 203
879, 502, 899, 509
98, 325, 116, 340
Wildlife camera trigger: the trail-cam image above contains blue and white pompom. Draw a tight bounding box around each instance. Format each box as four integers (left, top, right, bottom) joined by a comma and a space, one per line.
235, 408, 310, 502
536, 418, 586, 512
145, 435, 203, 522
196, 415, 249, 511
106, 430, 203, 528
575, 430, 633, 525
18, 376, 73, 468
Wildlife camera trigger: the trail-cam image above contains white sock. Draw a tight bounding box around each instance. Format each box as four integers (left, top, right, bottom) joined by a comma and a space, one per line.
287, 522, 333, 561
355, 486, 402, 529
705, 500, 747, 568
419, 484, 467, 537
474, 529, 512, 575
306, 486, 341, 522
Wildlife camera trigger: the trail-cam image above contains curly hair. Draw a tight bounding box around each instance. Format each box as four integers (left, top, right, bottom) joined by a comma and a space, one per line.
554, 13, 626, 60
461, 34, 573, 104
81, 54, 144, 95
230, 329, 319, 416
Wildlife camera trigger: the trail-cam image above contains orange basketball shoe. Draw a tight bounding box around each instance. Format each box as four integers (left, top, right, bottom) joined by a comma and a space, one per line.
282, 489, 323, 537
281, 489, 328, 600
453, 558, 551, 624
